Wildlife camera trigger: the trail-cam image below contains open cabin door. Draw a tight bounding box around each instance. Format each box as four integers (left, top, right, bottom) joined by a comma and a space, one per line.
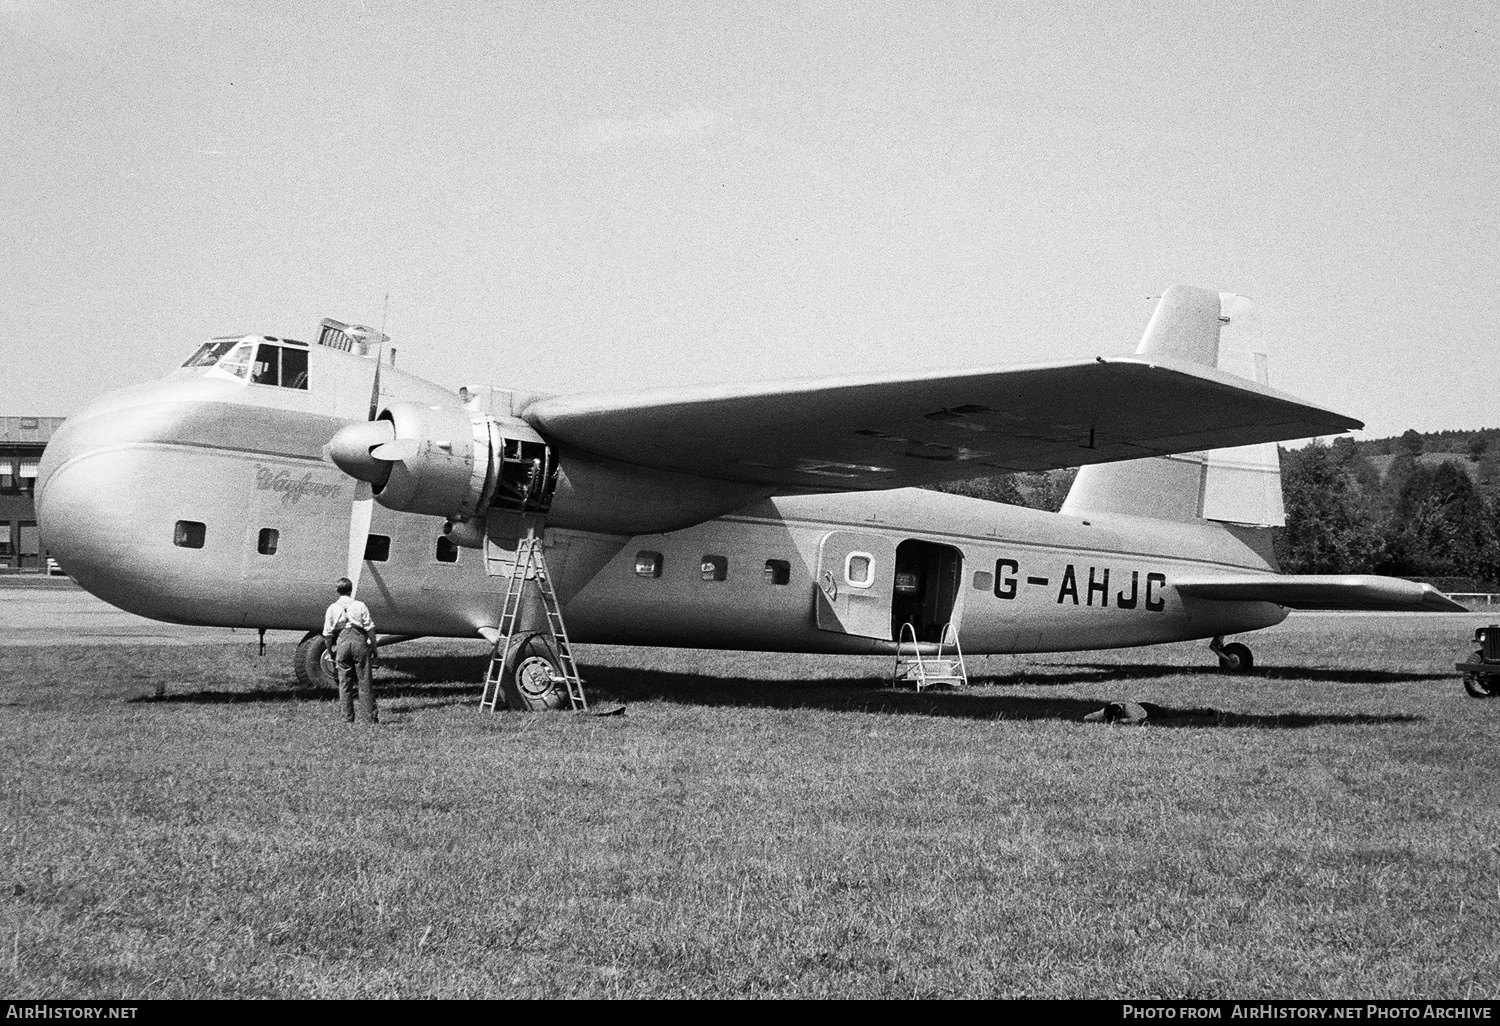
814, 532, 897, 640
892, 539, 964, 643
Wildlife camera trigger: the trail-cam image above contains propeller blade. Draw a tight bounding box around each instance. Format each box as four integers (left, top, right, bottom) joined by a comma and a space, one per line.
347, 481, 374, 596
367, 345, 383, 421
370, 438, 419, 462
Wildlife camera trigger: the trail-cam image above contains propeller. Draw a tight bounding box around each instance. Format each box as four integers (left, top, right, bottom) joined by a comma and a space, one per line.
323, 340, 391, 597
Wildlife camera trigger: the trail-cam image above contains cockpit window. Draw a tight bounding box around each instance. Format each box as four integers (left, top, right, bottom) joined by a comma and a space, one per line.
250, 342, 310, 389
180, 336, 309, 389
215, 341, 256, 379
281, 346, 309, 389
181, 339, 240, 368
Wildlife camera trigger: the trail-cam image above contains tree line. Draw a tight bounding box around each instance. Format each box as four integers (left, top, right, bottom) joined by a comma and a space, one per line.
1276, 433, 1500, 587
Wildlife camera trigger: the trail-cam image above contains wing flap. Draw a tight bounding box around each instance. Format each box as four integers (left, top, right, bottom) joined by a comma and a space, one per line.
524, 356, 1360, 491
1175, 574, 1467, 612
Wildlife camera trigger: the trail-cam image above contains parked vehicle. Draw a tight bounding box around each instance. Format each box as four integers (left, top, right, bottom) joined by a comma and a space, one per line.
1458, 624, 1500, 698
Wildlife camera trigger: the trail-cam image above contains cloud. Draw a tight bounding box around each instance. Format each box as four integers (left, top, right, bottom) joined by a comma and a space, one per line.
570, 105, 719, 155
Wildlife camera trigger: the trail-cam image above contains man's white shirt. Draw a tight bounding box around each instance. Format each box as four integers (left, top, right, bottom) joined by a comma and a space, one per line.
323, 595, 375, 640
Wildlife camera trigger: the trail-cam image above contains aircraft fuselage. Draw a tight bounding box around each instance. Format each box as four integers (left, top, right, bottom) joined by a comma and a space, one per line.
37, 343, 1286, 655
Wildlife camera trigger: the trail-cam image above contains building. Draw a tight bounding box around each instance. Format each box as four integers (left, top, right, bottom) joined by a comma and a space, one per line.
0, 416, 65, 572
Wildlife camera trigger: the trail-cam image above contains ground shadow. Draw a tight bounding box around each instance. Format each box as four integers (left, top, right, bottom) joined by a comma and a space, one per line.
578, 666, 1421, 729
131, 653, 1427, 728
1006, 662, 1456, 687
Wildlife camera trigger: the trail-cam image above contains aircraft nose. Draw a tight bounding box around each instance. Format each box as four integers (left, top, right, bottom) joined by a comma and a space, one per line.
35, 414, 116, 588
36, 405, 139, 588
33, 383, 205, 610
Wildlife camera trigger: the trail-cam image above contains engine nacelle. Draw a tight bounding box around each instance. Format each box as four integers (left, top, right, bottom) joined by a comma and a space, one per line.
340, 401, 557, 523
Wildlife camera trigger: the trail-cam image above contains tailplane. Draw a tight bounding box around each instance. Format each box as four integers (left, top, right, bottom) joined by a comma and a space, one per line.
1059, 286, 1286, 529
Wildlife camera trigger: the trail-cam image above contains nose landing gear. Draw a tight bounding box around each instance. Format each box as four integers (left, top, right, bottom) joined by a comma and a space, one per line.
1209, 635, 1254, 672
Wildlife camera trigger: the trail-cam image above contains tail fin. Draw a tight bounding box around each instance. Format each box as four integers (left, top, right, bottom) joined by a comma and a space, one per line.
1059, 286, 1286, 529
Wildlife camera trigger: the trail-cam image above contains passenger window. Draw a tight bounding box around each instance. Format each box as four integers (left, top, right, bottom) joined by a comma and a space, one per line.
364, 535, 391, 562
257, 528, 279, 555
634, 551, 663, 578
436, 536, 459, 563
764, 559, 791, 586
972, 570, 994, 591
701, 555, 727, 582
845, 552, 874, 589
173, 520, 206, 549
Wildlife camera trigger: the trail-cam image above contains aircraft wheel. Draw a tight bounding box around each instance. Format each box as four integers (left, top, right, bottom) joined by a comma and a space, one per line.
1217, 642, 1253, 673
294, 631, 335, 689
502, 633, 571, 712
1462, 653, 1499, 698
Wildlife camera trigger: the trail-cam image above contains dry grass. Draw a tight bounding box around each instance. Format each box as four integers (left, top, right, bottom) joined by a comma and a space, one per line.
2, 614, 1498, 998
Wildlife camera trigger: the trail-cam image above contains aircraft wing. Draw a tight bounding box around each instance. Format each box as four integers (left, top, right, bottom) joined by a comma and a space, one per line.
523, 355, 1360, 490
1175, 574, 1467, 612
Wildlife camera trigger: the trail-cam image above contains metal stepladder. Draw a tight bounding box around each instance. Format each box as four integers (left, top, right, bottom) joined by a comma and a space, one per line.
479, 527, 586, 712
892, 622, 969, 691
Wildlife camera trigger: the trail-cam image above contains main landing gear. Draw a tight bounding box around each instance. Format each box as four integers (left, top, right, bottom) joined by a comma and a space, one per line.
1209, 635, 1254, 672
292, 630, 420, 688
294, 631, 335, 688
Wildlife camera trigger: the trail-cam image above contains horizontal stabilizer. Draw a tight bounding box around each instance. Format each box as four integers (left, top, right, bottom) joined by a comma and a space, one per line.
524, 355, 1360, 492
1175, 574, 1467, 612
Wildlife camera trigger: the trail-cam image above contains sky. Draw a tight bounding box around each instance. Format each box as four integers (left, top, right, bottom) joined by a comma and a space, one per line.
3, 0, 1496, 439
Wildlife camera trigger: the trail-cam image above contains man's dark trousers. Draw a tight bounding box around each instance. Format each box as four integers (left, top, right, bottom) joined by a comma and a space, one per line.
335, 631, 377, 723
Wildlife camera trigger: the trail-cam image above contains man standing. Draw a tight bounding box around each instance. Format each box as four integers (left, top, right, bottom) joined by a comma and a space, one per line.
323, 577, 378, 723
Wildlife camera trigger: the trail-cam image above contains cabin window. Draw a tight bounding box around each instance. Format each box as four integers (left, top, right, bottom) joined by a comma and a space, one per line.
894, 571, 920, 595
364, 534, 391, 562
257, 528, 279, 555
634, 550, 663, 578
436, 536, 459, 563
845, 552, 874, 589
173, 520, 206, 549
972, 571, 993, 591
763, 559, 791, 586
700, 555, 727, 582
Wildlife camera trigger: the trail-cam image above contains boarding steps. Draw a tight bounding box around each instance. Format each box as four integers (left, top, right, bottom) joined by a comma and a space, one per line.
892, 622, 969, 691
479, 527, 586, 712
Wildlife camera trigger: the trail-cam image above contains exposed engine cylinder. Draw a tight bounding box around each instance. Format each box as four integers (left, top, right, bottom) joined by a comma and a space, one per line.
328, 401, 557, 523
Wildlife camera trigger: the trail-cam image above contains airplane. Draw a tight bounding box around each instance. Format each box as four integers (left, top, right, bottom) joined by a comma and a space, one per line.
34, 285, 1464, 711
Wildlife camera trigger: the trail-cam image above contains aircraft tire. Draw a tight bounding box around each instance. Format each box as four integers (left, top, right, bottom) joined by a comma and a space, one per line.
1217, 642, 1253, 673
1462, 653, 1498, 698
294, 631, 335, 689
501, 632, 571, 712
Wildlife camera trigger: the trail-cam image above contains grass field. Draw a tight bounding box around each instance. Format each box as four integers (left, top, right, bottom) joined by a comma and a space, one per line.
2, 614, 1498, 998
